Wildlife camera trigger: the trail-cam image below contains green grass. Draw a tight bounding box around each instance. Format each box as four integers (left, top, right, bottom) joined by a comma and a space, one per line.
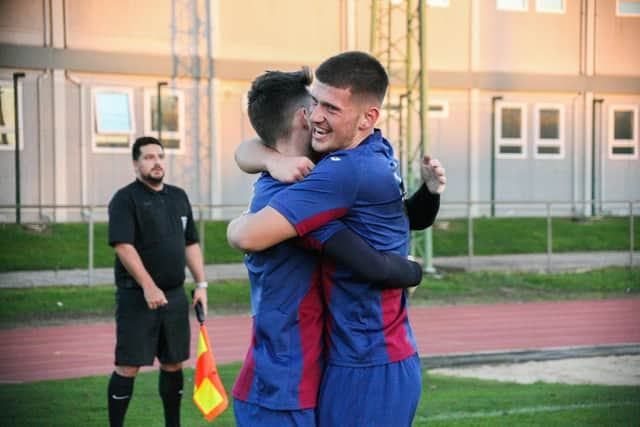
1, 268, 637, 328
426, 216, 638, 256
0, 280, 250, 327
0, 221, 244, 272
1, 216, 637, 272
410, 267, 640, 305
0, 364, 637, 426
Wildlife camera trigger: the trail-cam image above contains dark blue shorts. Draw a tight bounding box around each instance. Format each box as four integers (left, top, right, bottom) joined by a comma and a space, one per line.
233, 399, 316, 427
317, 354, 422, 427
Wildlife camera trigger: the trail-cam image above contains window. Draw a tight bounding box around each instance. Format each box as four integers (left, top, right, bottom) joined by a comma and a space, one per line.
144, 88, 185, 152
427, 0, 450, 7
617, 0, 640, 16
428, 100, 449, 118
609, 105, 638, 159
0, 80, 23, 151
92, 87, 135, 152
497, 0, 528, 11
534, 104, 564, 159
536, 0, 564, 13
496, 102, 527, 158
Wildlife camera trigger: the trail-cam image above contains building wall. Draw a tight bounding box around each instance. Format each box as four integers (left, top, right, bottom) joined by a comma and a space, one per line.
427, 0, 471, 71
0, 0, 638, 221
595, 0, 640, 76
216, 0, 343, 64
0, 0, 44, 46
478, 0, 581, 74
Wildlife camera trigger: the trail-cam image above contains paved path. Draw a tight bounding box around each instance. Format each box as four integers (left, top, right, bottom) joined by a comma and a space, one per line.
1, 251, 637, 288
1, 298, 638, 383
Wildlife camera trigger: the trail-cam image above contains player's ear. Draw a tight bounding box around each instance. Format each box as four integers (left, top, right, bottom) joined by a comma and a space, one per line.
359, 106, 380, 131
297, 107, 310, 129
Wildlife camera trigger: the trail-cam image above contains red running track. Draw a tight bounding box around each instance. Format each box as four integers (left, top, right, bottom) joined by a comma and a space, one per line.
1, 299, 638, 383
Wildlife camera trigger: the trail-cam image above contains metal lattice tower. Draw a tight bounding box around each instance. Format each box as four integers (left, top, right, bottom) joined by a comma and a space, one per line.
171, 0, 210, 204
370, 0, 433, 271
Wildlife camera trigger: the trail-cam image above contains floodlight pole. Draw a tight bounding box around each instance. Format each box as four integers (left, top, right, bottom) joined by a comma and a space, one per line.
13, 72, 25, 225
157, 81, 168, 143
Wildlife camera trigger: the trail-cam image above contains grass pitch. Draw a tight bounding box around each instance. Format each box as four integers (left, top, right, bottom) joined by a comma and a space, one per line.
0, 364, 637, 426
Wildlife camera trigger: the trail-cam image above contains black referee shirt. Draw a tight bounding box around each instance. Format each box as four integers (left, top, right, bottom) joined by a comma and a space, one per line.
108, 179, 199, 290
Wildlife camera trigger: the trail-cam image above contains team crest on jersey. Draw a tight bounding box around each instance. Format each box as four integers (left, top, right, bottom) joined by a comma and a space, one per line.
389, 159, 405, 195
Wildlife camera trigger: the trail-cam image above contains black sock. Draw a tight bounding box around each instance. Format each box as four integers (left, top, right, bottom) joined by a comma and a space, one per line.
108, 371, 135, 427
159, 369, 184, 427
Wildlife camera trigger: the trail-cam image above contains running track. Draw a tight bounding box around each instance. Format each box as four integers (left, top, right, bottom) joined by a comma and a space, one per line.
1, 299, 639, 383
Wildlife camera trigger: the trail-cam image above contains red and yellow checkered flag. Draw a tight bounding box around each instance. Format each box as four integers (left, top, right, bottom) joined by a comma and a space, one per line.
193, 302, 228, 422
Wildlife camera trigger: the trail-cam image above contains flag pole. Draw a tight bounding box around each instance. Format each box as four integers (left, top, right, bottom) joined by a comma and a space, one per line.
192, 290, 228, 422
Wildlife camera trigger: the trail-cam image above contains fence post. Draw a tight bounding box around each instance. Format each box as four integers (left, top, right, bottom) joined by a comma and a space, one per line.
546, 202, 552, 274
630, 201, 634, 269
199, 204, 205, 256
467, 201, 474, 271
88, 205, 94, 286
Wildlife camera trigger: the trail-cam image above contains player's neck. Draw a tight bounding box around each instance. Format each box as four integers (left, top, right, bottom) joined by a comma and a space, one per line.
276, 135, 309, 158
345, 127, 374, 150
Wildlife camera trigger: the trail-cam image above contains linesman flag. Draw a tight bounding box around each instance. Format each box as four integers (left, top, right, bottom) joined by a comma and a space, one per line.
193, 297, 228, 422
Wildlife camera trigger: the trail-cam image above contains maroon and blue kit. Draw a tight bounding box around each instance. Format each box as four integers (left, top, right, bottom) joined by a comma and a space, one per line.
232, 173, 342, 427
268, 130, 421, 426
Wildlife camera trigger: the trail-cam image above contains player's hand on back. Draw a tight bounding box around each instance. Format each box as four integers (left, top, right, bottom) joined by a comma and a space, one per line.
267, 155, 315, 183
143, 285, 168, 310
421, 155, 446, 195
406, 255, 422, 298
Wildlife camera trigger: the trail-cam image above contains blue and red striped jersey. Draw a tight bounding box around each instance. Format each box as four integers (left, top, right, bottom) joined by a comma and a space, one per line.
232, 173, 342, 410
269, 130, 418, 367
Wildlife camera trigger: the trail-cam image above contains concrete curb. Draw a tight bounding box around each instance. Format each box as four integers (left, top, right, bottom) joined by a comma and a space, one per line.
421, 343, 640, 369
0, 251, 637, 288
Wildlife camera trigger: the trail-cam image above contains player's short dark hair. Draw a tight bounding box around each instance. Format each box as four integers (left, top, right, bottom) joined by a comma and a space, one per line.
315, 51, 388, 105
132, 136, 163, 160
247, 67, 313, 148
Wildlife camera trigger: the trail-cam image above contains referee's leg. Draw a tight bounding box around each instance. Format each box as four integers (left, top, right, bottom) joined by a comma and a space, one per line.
159, 362, 184, 427
108, 365, 140, 427
109, 287, 160, 427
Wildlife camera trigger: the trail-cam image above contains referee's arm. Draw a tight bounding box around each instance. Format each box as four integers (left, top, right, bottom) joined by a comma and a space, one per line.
114, 243, 168, 309
186, 243, 208, 314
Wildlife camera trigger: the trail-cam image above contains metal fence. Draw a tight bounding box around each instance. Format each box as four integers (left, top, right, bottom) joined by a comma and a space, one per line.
0, 200, 637, 284
435, 200, 637, 274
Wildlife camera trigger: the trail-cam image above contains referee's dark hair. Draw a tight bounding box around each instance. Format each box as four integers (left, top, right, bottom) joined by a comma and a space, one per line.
132, 136, 164, 161
247, 67, 312, 148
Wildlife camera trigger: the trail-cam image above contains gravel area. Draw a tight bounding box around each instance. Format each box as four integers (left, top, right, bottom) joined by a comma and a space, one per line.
430, 355, 640, 386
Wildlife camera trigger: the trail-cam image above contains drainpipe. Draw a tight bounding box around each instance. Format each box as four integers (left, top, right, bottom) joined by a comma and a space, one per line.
36, 71, 50, 221
65, 71, 87, 210
13, 72, 26, 224
591, 98, 603, 216
490, 95, 503, 217
570, 92, 581, 216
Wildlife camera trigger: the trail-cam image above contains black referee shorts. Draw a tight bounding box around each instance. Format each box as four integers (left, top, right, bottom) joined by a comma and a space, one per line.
114, 285, 190, 366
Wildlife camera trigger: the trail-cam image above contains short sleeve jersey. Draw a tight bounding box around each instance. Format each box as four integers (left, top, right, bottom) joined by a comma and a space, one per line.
108, 180, 198, 290
232, 173, 343, 410
269, 130, 417, 367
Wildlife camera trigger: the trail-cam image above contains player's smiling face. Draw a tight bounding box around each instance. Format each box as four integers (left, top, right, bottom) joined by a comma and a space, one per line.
308, 81, 361, 154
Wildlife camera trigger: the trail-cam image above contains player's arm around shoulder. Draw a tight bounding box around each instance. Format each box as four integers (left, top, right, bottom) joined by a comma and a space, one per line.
226, 206, 298, 252
235, 137, 314, 183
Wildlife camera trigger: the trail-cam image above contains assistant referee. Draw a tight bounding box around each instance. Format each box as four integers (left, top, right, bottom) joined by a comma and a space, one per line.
107, 136, 208, 427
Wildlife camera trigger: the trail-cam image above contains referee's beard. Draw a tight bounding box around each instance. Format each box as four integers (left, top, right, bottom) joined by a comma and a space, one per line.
141, 170, 164, 186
